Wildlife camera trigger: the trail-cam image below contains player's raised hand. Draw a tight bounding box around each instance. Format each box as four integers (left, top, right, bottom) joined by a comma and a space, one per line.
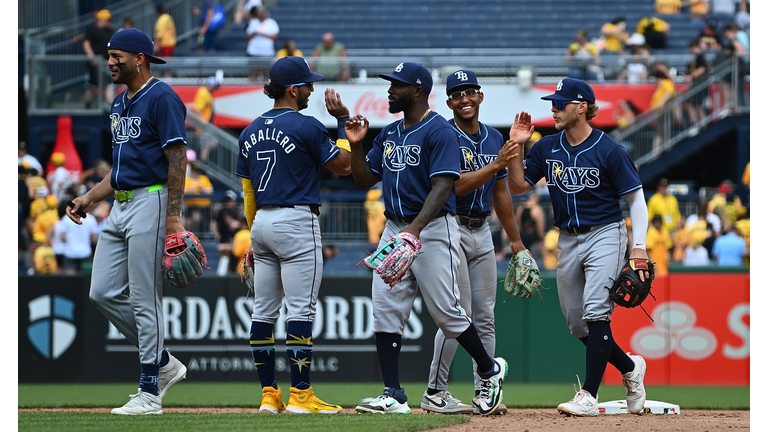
345, 114, 369, 144
495, 140, 520, 167
509, 111, 534, 144
325, 87, 350, 118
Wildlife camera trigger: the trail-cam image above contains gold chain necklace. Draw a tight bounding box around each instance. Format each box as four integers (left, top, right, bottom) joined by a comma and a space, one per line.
419, 109, 432, 123
128, 75, 154, 100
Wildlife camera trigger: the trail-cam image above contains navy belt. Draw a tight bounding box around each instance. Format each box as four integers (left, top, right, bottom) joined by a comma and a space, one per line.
563, 225, 593, 234
458, 215, 487, 229
261, 204, 320, 216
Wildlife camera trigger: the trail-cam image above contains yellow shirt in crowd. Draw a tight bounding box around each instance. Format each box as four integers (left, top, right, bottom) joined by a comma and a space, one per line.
647, 193, 681, 232
647, 225, 673, 275
154, 13, 176, 48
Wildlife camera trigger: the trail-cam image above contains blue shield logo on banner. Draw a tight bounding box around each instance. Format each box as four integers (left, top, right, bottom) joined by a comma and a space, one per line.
27, 295, 77, 360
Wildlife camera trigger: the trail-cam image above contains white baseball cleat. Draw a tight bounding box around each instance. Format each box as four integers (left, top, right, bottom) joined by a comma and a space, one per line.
158, 349, 187, 398
421, 390, 473, 414
111, 389, 163, 415
622, 353, 647, 414
557, 389, 599, 417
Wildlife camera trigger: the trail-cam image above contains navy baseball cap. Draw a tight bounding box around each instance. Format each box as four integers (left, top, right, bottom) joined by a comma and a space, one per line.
268, 56, 324, 86
107, 28, 166, 64
541, 78, 595, 103
379, 62, 433, 94
446, 69, 481, 95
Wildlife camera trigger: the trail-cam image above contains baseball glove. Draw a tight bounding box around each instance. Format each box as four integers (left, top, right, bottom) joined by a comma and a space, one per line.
503, 249, 544, 302
239, 250, 255, 297
361, 232, 422, 288
161, 231, 209, 288
607, 258, 655, 309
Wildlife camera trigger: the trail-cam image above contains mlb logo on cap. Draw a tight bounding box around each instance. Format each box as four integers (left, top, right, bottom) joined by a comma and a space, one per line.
379, 62, 433, 94
446, 70, 481, 95
541, 78, 595, 103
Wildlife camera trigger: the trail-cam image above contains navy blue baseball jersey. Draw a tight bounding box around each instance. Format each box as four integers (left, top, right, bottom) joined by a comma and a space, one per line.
109, 79, 187, 190
523, 129, 641, 229
236, 108, 340, 206
366, 112, 461, 220
450, 120, 507, 218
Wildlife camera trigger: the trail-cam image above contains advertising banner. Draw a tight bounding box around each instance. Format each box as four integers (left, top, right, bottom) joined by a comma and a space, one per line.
604, 273, 750, 385
171, 83, 688, 130
19, 275, 438, 383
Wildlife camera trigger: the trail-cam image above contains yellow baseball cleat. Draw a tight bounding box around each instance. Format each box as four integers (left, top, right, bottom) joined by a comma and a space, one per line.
286, 387, 342, 414
259, 386, 287, 414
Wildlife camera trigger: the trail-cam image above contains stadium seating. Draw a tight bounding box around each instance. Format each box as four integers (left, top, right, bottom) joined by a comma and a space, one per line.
204, 0, 699, 55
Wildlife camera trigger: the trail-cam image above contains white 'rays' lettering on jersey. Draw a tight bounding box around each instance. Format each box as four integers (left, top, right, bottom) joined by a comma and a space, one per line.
110, 114, 142, 144
241, 127, 296, 158
545, 159, 600, 193
383, 140, 421, 172
460, 146, 498, 173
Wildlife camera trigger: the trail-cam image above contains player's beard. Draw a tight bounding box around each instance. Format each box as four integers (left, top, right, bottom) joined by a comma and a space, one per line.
297, 86, 310, 111
388, 92, 413, 114
555, 106, 580, 131
111, 61, 133, 85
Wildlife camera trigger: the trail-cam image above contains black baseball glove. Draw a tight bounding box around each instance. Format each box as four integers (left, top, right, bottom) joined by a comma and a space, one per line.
607, 258, 655, 308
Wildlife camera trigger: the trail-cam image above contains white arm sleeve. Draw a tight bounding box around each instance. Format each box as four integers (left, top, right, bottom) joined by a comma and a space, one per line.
624, 188, 648, 251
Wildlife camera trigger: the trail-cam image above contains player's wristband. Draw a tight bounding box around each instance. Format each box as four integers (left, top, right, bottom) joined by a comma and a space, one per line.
337, 117, 349, 139
336, 139, 351, 153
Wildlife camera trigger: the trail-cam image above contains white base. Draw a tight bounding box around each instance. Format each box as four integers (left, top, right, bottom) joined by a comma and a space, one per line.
598, 400, 680, 415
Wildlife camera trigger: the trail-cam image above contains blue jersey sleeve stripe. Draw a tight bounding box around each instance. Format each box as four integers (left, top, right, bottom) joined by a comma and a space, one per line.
619, 184, 643, 195
321, 147, 340, 165
370, 166, 383, 177
161, 136, 187, 149
430, 170, 461, 178
523, 174, 537, 186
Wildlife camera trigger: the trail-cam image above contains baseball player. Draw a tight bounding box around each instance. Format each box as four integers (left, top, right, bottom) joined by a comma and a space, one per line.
506, 78, 649, 416
66, 28, 188, 415
235, 56, 351, 414
345, 62, 507, 416
421, 70, 526, 415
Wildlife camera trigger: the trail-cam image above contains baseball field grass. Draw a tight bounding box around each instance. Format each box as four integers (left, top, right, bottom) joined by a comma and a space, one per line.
18, 382, 749, 431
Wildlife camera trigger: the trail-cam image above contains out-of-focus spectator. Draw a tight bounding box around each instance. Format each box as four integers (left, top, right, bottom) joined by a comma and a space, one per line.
58, 201, 99, 274
636, 16, 670, 49
647, 178, 681, 232
275, 39, 303, 59
684, 38, 710, 127
712, 225, 746, 266
646, 214, 673, 275
683, 230, 710, 266
82, 9, 115, 108
364, 188, 386, 246
687, 0, 710, 28
193, 1, 226, 53
515, 190, 546, 266
710, 0, 737, 17
650, 62, 677, 155
734, 214, 749, 268
722, 22, 749, 105
192, 76, 221, 161
18, 141, 43, 175
32, 195, 60, 245
81, 158, 112, 192
618, 38, 651, 83
246, 6, 279, 82
311, 32, 350, 82
19, 165, 33, 226
47, 203, 68, 272
542, 226, 559, 271
566, 28, 603, 82
232, 216, 252, 277
122, 16, 135, 30
686, 198, 722, 236
30, 187, 54, 220
600, 17, 630, 52
46, 152, 74, 203
235, 0, 262, 25
708, 180, 747, 229
734, 0, 750, 38
184, 162, 214, 233
613, 99, 642, 127
701, 222, 717, 259
213, 190, 241, 275
26, 168, 47, 197
33, 241, 58, 275
699, 18, 723, 51
154, 5, 177, 58
722, 21, 749, 54
655, 0, 682, 14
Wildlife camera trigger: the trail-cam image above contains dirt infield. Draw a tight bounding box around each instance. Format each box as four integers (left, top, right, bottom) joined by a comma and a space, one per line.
20, 407, 749, 431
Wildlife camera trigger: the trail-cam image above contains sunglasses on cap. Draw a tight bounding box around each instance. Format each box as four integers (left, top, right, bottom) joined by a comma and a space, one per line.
287, 82, 314, 90
448, 88, 480, 101
551, 100, 584, 110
